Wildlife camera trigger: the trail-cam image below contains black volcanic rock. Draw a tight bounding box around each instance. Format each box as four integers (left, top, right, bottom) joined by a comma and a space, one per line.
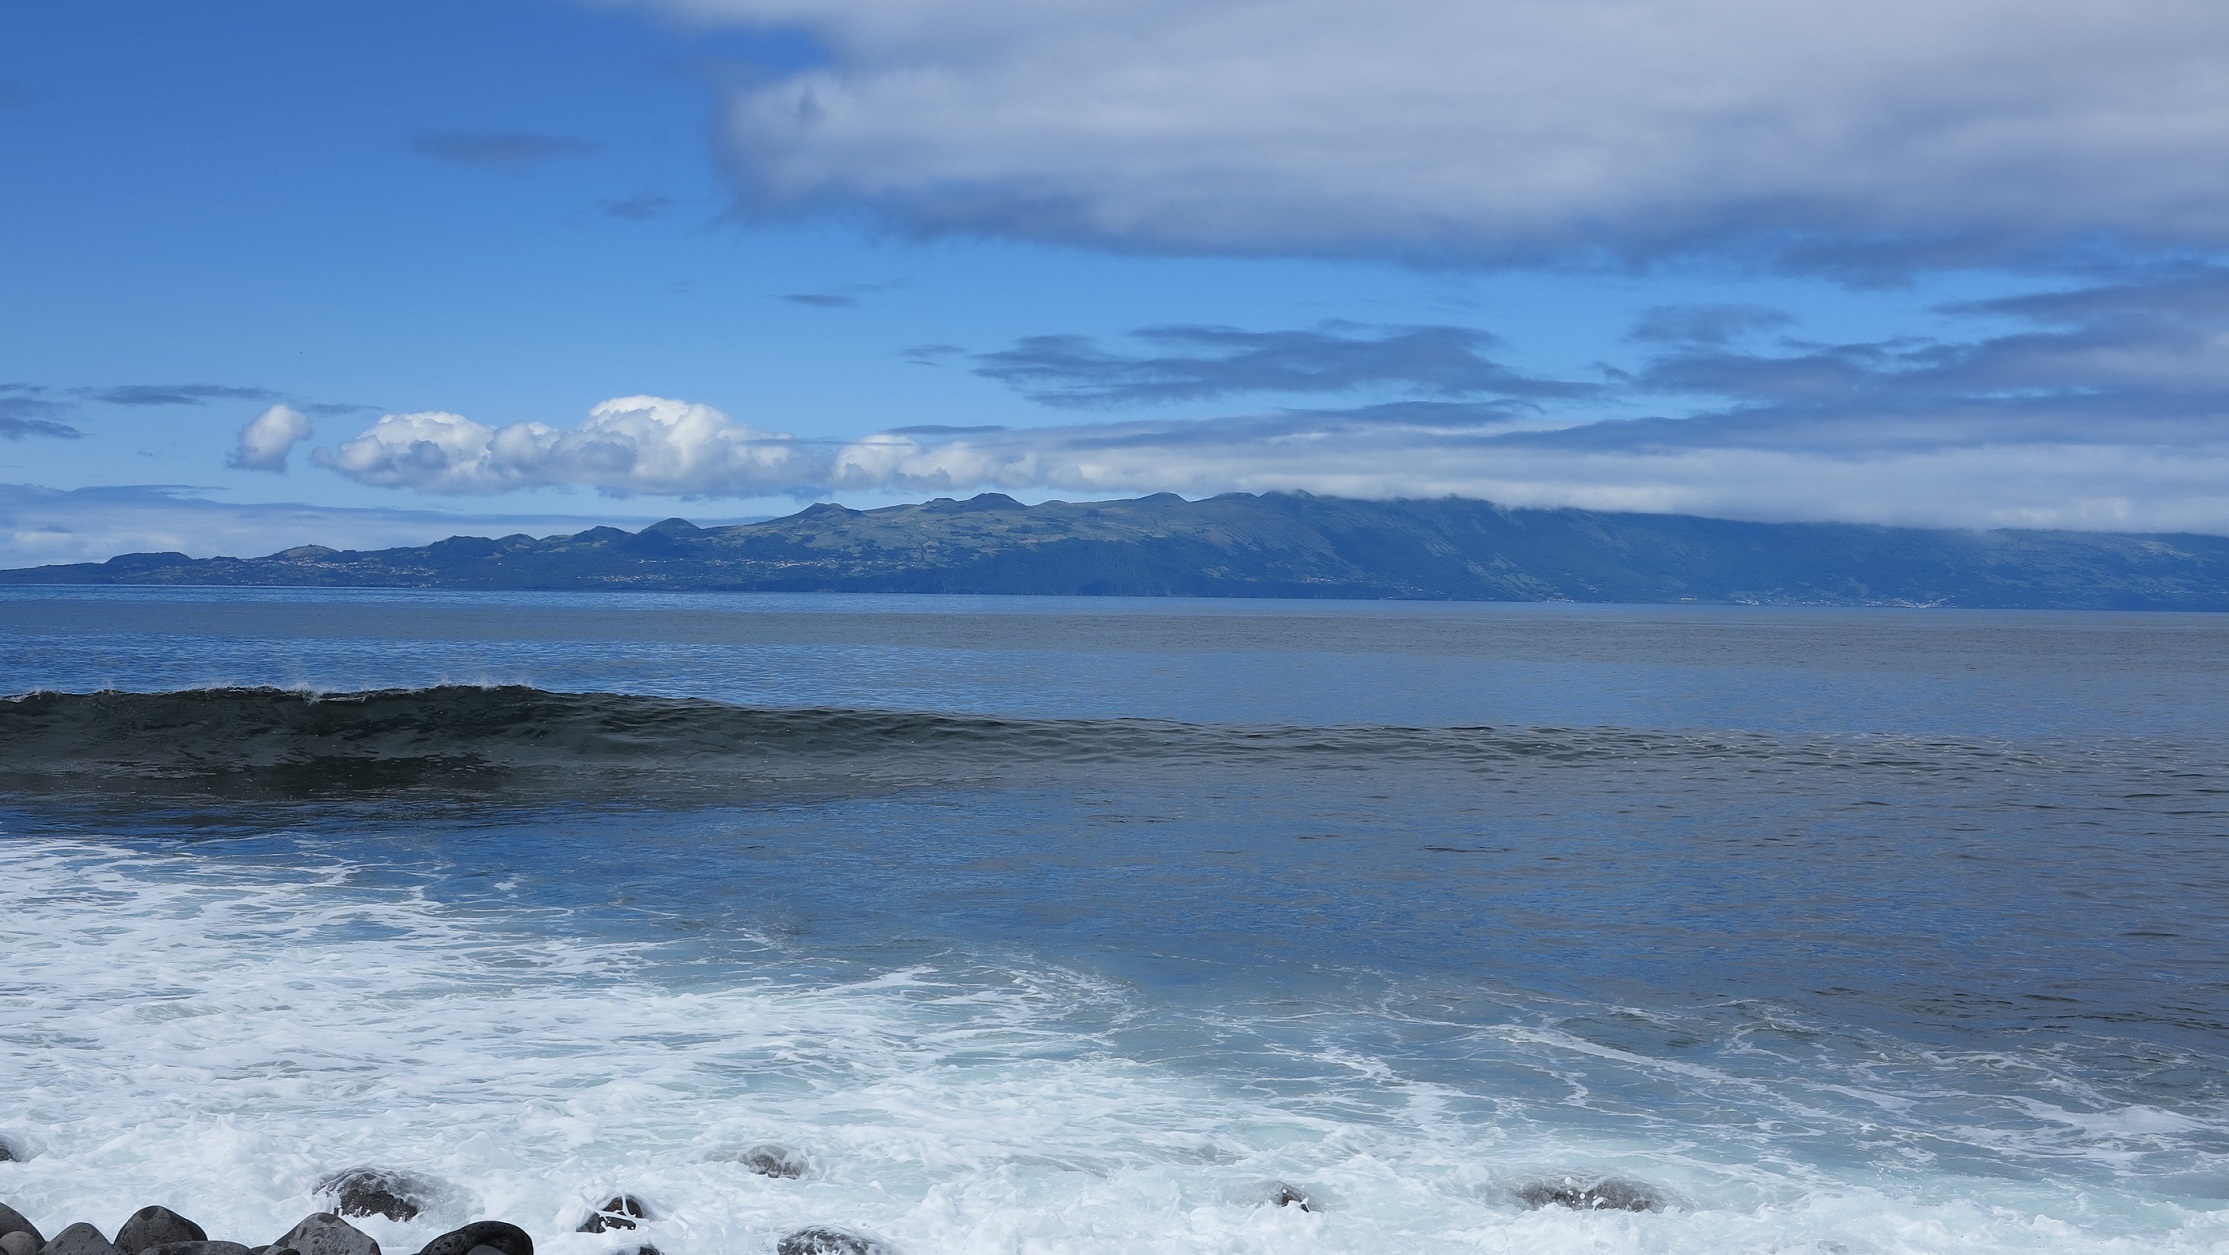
0, 1204, 42, 1248
575, 1198, 647, 1234
1516, 1176, 1665, 1212
113, 1210, 205, 1255
412, 1223, 529, 1255
733, 1146, 808, 1179
138, 1242, 250, 1255
774, 1230, 885, 1255
315, 1170, 440, 1223
6, 492, 2226, 610
37, 1224, 120, 1255
270, 1214, 377, 1255
5, 1233, 38, 1255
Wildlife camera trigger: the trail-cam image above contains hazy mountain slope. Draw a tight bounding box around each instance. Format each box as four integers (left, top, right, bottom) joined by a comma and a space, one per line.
7, 492, 2228, 608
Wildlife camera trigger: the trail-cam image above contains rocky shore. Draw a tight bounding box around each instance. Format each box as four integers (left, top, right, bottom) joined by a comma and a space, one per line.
1, 1161, 1662, 1255
0, 1158, 903, 1255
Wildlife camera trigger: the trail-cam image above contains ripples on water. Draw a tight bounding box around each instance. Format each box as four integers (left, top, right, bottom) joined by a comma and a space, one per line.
3, 589, 2227, 1253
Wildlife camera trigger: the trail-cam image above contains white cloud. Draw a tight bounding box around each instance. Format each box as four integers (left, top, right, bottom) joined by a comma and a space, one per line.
0, 484, 732, 568
229, 403, 312, 472
627, 0, 2229, 267
316, 395, 820, 496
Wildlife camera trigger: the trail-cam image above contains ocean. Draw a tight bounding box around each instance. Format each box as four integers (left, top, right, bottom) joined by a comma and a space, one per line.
3, 586, 2227, 1254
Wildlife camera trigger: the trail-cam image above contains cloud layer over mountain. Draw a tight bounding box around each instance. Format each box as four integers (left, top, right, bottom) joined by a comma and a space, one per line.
0, 483, 695, 568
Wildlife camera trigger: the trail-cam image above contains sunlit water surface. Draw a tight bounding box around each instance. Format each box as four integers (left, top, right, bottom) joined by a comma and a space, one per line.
3, 588, 2227, 1254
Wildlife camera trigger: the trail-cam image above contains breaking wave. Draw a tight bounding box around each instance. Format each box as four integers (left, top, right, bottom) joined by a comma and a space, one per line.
0, 683, 1927, 797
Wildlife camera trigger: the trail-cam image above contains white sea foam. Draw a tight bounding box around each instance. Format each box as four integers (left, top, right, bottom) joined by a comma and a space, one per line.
3, 836, 2226, 1255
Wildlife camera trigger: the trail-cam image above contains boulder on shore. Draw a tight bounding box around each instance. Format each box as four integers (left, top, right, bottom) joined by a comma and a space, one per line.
315, 1171, 442, 1224
271, 1215, 377, 1255
0, 1204, 43, 1248
1515, 1176, 1665, 1213
576, 1198, 648, 1235
114, 1209, 205, 1255
138, 1242, 250, 1255
774, 1228, 886, 1255
411, 1222, 530, 1255
38, 1223, 121, 1255
4, 1231, 40, 1255
734, 1147, 808, 1180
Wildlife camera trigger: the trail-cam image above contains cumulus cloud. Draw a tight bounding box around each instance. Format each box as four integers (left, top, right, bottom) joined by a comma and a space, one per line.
973, 324, 1596, 407
297, 269, 2229, 532
229, 404, 313, 472
629, 0, 2229, 269
317, 395, 818, 496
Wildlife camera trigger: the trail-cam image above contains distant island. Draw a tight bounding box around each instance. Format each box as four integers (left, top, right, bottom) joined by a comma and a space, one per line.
6, 491, 2228, 609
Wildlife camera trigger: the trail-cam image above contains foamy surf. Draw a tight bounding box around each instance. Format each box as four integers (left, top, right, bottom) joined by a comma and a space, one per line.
4, 836, 2224, 1255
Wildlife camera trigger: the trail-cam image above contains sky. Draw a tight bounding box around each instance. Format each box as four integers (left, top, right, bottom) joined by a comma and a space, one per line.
3, 0, 2227, 564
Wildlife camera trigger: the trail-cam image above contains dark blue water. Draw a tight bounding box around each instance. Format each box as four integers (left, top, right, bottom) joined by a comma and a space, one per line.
3, 587, 2227, 1253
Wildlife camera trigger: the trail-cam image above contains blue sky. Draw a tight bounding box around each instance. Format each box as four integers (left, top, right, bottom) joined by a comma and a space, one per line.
3, 0, 2226, 564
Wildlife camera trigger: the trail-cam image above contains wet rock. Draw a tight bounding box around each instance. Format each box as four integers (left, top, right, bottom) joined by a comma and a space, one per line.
1261, 1182, 1314, 1212
114, 1209, 205, 1255
1515, 1176, 1665, 1213
5, 1232, 41, 1255
411, 1222, 531, 1255
38, 1223, 121, 1255
248, 1246, 302, 1255
575, 1198, 647, 1235
315, 1171, 442, 1224
774, 1231, 886, 1255
138, 1242, 251, 1255
0, 1205, 43, 1248
272, 1214, 378, 1255
735, 1146, 807, 1180
0, 1138, 19, 1162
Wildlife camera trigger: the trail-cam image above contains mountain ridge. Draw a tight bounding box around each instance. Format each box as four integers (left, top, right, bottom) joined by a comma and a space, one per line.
6, 491, 2228, 610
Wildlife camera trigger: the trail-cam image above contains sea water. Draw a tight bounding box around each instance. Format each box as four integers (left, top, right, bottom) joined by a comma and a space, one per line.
3, 587, 2227, 1254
